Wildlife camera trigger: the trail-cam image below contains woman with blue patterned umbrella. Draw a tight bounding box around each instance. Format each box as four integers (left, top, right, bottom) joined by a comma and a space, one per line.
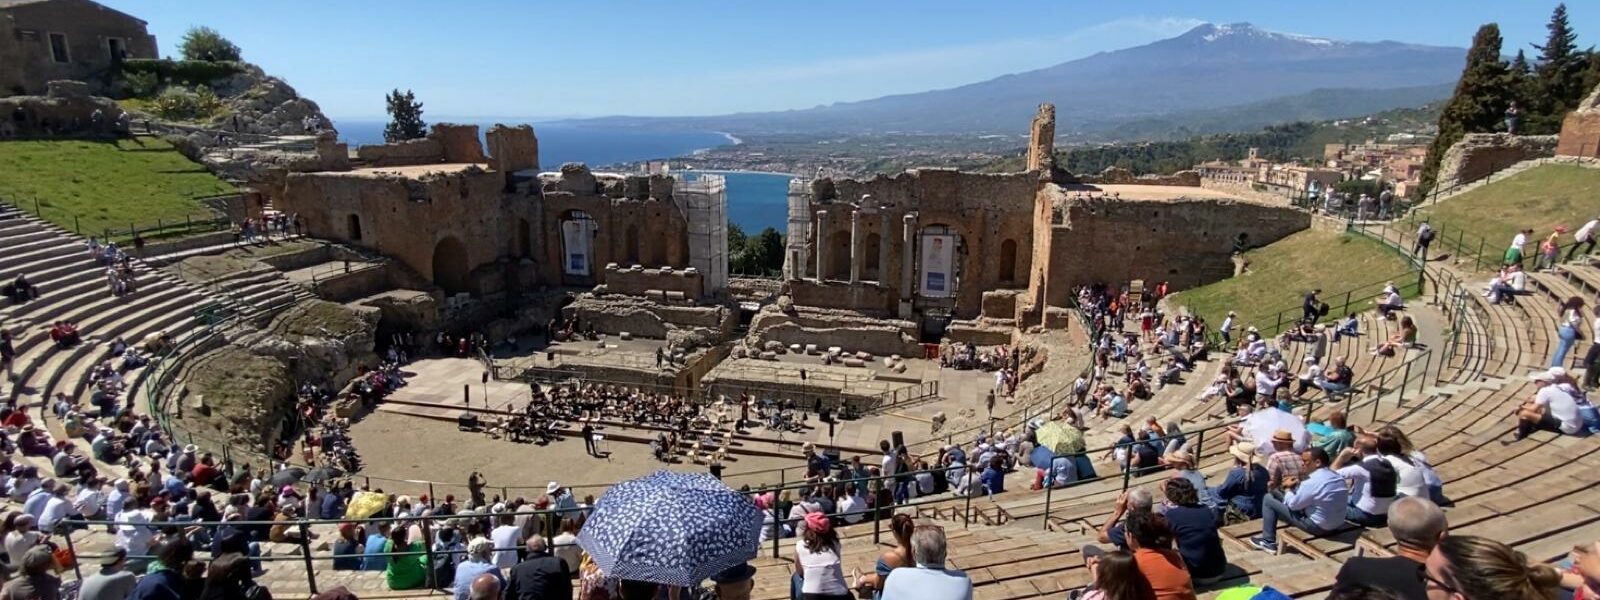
577, 470, 764, 589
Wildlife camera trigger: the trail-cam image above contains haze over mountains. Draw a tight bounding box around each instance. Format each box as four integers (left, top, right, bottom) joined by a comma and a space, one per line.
571, 22, 1467, 139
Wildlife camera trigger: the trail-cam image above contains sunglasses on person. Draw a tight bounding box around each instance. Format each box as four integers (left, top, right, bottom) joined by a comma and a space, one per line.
1418, 564, 1461, 597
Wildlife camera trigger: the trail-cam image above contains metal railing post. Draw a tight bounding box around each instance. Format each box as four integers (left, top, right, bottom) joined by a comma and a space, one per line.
963, 485, 972, 528
64, 524, 83, 580
1398, 359, 1412, 408
299, 520, 318, 594
771, 501, 781, 558
1477, 239, 1487, 270
421, 517, 437, 588
1121, 463, 1132, 492
1042, 478, 1054, 531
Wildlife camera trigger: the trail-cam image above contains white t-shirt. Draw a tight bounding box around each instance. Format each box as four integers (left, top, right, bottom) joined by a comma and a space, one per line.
837, 495, 866, 524
114, 509, 152, 558
794, 541, 848, 595
490, 524, 521, 569
1577, 219, 1598, 242
1383, 455, 1427, 499
4, 531, 41, 565
1536, 385, 1583, 435
39, 497, 69, 532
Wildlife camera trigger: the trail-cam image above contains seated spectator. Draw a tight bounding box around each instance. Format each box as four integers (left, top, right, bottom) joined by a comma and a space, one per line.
854, 514, 913, 595
1332, 497, 1446, 600
1317, 357, 1355, 395
1423, 535, 1561, 600
1159, 478, 1227, 583
452, 537, 501, 600
1124, 511, 1197, 600
1513, 371, 1583, 439
979, 457, 1005, 496
384, 526, 427, 590
1264, 430, 1304, 493
1376, 425, 1445, 505
1331, 435, 1396, 528
2, 546, 61, 600
1296, 356, 1323, 397
1251, 447, 1349, 553
880, 525, 971, 600
48, 321, 80, 348
1098, 488, 1154, 550
1373, 317, 1418, 357
1487, 264, 1528, 305
1374, 285, 1405, 319
1311, 411, 1356, 457
1333, 314, 1360, 342
1160, 451, 1215, 508
1212, 443, 1269, 521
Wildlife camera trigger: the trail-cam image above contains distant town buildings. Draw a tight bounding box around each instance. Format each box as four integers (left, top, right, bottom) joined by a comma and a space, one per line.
1196, 140, 1432, 199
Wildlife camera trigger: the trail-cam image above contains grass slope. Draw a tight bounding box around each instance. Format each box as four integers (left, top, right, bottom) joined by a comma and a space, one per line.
0, 136, 233, 237
1412, 164, 1600, 267
1165, 229, 1415, 335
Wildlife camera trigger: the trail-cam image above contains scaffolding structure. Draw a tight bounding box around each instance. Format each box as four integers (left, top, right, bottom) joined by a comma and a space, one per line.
784, 178, 812, 280
677, 173, 729, 296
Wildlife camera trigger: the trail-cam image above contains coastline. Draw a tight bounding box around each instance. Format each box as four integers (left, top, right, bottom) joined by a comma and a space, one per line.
679, 167, 798, 178
716, 131, 743, 146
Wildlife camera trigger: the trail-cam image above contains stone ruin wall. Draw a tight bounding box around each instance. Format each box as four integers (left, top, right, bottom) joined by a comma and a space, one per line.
788, 280, 897, 315
354, 123, 494, 167
1080, 166, 1202, 187
599, 264, 704, 298
1435, 133, 1558, 189
0, 81, 129, 139
280, 166, 538, 294
1036, 191, 1310, 308
803, 168, 1037, 319
746, 306, 922, 358
538, 165, 692, 288
1557, 83, 1600, 158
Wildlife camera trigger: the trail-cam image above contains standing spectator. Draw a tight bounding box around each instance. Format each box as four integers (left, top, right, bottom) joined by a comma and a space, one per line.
505, 536, 568, 600
550, 518, 581, 574
1507, 229, 1533, 267
79, 548, 138, 600
490, 512, 522, 569
1332, 497, 1445, 600
1423, 535, 1561, 600
1551, 297, 1585, 369
1251, 447, 1348, 553
1504, 101, 1522, 134
0, 547, 61, 600
1584, 304, 1600, 390
1125, 512, 1197, 600
1566, 216, 1599, 262
793, 512, 849, 600
1303, 289, 1323, 324
880, 525, 971, 600
1414, 221, 1435, 258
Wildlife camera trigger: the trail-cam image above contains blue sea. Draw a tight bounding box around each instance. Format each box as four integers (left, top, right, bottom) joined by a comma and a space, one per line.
332, 119, 793, 232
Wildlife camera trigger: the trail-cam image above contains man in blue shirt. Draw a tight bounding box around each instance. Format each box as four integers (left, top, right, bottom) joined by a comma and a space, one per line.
881, 524, 972, 600
361, 522, 392, 571
452, 538, 503, 600
1251, 447, 1348, 552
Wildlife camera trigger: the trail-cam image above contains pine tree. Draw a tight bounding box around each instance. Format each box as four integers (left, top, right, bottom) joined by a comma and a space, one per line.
383, 89, 428, 143
1530, 3, 1587, 132
1418, 24, 1512, 196
1509, 50, 1536, 115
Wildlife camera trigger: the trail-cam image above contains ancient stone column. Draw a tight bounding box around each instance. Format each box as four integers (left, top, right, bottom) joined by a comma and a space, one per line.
900, 213, 917, 299
814, 210, 829, 281
849, 209, 862, 284
878, 212, 891, 284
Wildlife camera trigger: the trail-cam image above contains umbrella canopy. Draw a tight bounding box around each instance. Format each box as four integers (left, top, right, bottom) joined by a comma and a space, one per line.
1241, 407, 1309, 456
304, 466, 344, 484
1034, 421, 1085, 455
268, 467, 307, 488
1028, 444, 1056, 469
577, 470, 762, 586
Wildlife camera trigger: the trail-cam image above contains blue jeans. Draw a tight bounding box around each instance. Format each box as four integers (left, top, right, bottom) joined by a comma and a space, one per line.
1552, 325, 1578, 368
1260, 494, 1331, 545
1346, 504, 1386, 527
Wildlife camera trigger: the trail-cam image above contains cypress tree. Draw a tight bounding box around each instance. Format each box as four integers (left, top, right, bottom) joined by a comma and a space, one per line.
1418, 24, 1512, 196
383, 89, 428, 143
1531, 4, 1587, 132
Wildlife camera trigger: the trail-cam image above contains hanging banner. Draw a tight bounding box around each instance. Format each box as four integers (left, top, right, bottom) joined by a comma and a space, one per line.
920, 233, 956, 298
561, 219, 593, 276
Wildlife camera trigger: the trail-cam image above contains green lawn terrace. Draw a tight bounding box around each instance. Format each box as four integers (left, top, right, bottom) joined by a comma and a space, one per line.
1408, 163, 1600, 271
0, 136, 235, 241
1162, 228, 1417, 336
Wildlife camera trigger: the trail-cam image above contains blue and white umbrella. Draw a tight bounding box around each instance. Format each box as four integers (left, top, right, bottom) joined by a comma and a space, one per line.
576, 470, 763, 586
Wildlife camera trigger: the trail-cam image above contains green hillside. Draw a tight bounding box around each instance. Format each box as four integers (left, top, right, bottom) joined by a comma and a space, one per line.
0, 136, 233, 239
1165, 229, 1416, 336
1409, 164, 1600, 268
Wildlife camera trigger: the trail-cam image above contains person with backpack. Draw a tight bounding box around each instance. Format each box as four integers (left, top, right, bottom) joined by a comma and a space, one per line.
1414, 222, 1436, 259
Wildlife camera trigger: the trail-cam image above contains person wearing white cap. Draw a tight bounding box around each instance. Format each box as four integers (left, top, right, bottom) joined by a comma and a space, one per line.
546, 482, 577, 515
1514, 370, 1582, 439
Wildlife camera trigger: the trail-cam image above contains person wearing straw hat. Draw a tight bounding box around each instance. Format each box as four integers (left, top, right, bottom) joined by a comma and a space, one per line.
1263, 430, 1303, 493
1212, 443, 1269, 521
1160, 451, 1215, 509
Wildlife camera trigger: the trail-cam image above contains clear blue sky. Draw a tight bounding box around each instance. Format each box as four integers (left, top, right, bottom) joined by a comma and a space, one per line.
103, 0, 1596, 120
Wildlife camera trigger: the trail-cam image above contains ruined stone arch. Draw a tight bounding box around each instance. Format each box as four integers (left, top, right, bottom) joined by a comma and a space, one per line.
624, 224, 640, 265
999, 238, 1018, 284
346, 214, 362, 241
828, 230, 851, 280
864, 232, 882, 281
432, 235, 471, 295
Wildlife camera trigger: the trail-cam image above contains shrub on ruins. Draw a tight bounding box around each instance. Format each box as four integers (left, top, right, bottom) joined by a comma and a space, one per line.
179, 26, 242, 62
152, 85, 226, 121
123, 70, 159, 99
383, 89, 428, 143
121, 58, 243, 88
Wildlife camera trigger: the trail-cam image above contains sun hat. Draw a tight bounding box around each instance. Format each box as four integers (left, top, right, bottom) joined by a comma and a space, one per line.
802, 511, 831, 533
1228, 443, 1257, 464
1166, 450, 1194, 467
546, 481, 561, 495
1271, 429, 1295, 444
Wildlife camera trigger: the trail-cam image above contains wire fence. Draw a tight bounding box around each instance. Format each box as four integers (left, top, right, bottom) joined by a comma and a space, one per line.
3, 193, 234, 244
